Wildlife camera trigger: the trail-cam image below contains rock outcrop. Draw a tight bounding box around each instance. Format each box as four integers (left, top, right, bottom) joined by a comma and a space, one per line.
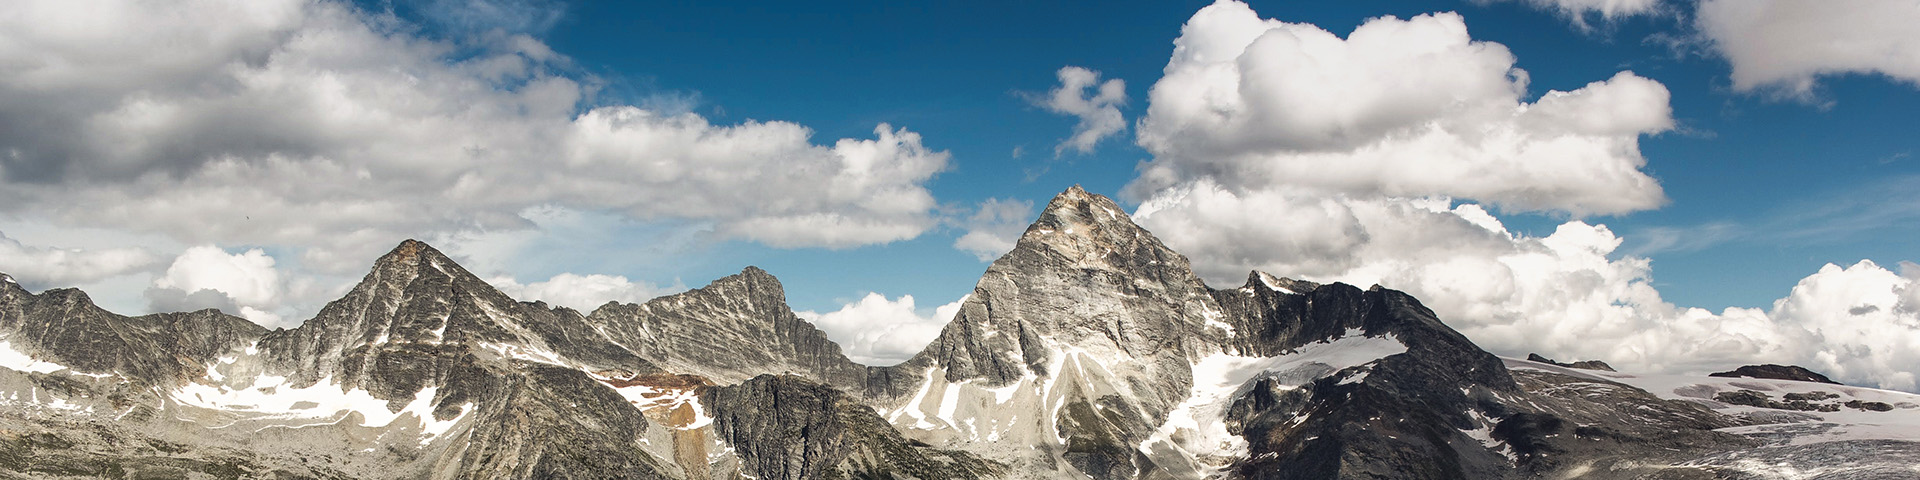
1709, 364, 1841, 384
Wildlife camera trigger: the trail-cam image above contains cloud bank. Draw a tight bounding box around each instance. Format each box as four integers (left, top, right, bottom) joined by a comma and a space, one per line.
0, 0, 949, 279
1695, 0, 1920, 98
0, 232, 159, 290
1131, 3, 1672, 216
1126, 1, 1920, 391
144, 245, 287, 325
797, 293, 966, 366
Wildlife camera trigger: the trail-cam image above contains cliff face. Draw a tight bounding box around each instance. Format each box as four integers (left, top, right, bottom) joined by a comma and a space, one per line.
0, 186, 1911, 479
586, 267, 871, 391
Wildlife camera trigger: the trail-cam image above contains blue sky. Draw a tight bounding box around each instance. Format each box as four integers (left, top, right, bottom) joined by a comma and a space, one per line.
504, 0, 1920, 312
3, 0, 1919, 388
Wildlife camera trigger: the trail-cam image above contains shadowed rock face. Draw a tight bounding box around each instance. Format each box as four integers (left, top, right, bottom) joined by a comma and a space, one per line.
0, 280, 264, 386
1710, 364, 1841, 384
2, 186, 1907, 480
1212, 276, 1523, 480
705, 375, 1002, 480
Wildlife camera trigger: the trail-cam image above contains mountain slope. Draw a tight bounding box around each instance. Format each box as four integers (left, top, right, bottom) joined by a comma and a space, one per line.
586, 267, 872, 391
873, 185, 1237, 477
2, 186, 1917, 479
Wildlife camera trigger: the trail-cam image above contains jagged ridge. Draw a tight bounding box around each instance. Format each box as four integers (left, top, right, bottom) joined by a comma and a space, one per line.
3, 186, 1915, 479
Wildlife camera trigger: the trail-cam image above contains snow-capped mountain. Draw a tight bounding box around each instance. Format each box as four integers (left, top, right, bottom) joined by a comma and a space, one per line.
2, 186, 1917, 479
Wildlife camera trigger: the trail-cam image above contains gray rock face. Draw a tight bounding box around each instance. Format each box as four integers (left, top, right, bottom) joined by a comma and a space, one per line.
879, 185, 1233, 477
255, 240, 660, 387
1, 280, 264, 387
907, 185, 1226, 388
704, 374, 1002, 480
1710, 364, 1841, 384
588, 267, 871, 391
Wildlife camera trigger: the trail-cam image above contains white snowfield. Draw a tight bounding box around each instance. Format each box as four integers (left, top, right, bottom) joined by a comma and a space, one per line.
171, 373, 473, 445
1144, 329, 1409, 468
879, 326, 1410, 477
587, 372, 714, 430
0, 339, 68, 374
1504, 357, 1920, 445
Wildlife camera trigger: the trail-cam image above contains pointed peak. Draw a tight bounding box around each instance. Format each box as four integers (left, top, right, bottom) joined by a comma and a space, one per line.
1243, 271, 1318, 294
728, 266, 783, 292
375, 239, 446, 267
1031, 185, 1138, 233
998, 185, 1192, 273
351, 238, 489, 297
1044, 184, 1101, 209
43, 287, 95, 306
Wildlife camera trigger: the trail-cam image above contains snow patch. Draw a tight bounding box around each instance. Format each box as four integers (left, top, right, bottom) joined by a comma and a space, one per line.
1256, 272, 1294, 294
600, 380, 711, 430
0, 340, 68, 374
1337, 368, 1370, 385
1143, 332, 1408, 463
889, 364, 943, 429
172, 375, 470, 443
0, 386, 89, 412
1201, 309, 1235, 334
937, 380, 963, 428
1462, 409, 1516, 464
477, 342, 567, 367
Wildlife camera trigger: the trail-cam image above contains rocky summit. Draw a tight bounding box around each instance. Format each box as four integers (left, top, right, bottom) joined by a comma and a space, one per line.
4, 186, 1919, 479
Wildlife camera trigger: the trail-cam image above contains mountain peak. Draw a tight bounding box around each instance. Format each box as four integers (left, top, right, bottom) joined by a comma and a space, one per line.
1015, 185, 1163, 259
1034, 185, 1118, 225
1241, 270, 1319, 294
374, 238, 445, 267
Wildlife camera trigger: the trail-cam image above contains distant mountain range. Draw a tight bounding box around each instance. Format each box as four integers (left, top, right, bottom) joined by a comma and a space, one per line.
3, 186, 1917, 479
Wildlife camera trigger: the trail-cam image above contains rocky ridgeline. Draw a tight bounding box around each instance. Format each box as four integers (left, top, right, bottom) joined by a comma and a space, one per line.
2, 186, 1916, 479
1709, 364, 1841, 384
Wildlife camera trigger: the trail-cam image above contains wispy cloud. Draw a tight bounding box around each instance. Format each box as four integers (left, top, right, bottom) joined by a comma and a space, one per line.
1626, 174, 1920, 255
1025, 66, 1128, 156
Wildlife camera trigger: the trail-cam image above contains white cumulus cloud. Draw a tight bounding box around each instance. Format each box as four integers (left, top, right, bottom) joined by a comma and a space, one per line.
797, 293, 966, 366
1126, 1, 1920, 392
1132, 2, 1672, 216
0, 0, 950, 276
1031, 66, 1128, 155
1137, 183, 1920, 391
1481, 0, 1663, 30
1695, 0, 1920, 98
146, 245, 286, 325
